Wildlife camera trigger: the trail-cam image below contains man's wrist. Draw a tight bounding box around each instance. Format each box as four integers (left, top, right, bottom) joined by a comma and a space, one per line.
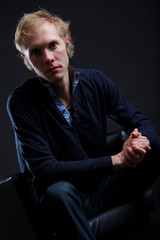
111, 153, 125, 171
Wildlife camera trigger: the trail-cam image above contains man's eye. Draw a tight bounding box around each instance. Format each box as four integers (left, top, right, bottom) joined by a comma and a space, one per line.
50, 42, 57, 49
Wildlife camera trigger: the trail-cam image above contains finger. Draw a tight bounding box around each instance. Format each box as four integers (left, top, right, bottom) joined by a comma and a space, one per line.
125, 150, 144, 168
130, 137, 151, 149
124, 153, 139, 168
131, 135, 149, 142
132, 144, 151, 153
131, 128, 140, 138
126, 147, 145, 160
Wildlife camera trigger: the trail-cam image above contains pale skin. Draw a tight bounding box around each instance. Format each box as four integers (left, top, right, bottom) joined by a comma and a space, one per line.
21, 21, 151, 170
22, 21, 71, 109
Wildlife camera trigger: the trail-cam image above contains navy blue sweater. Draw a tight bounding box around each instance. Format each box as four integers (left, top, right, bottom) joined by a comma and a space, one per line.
7, 68, 157, 193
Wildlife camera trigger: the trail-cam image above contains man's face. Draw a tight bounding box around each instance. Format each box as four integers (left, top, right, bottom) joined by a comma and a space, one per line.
22, 21, 70, 83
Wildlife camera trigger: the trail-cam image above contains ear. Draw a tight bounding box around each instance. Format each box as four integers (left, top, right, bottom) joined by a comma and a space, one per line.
21, 53, 33, 71
65, 36, 70, 46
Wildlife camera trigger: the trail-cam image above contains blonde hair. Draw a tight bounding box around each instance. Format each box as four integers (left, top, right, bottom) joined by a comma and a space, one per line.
15, 9, 74, 70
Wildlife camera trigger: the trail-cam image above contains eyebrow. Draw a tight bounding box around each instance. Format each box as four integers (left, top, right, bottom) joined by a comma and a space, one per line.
29, 39, 58, 51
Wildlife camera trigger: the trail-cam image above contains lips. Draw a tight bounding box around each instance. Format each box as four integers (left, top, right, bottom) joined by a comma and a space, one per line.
45, 66, 61, 74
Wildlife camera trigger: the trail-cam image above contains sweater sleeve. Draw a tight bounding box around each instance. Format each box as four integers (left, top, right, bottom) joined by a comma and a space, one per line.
93, 70, 157, 146
7, 93, 112, 190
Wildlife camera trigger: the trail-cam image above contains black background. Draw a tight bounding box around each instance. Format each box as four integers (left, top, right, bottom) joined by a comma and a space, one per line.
1, 0, 160, 177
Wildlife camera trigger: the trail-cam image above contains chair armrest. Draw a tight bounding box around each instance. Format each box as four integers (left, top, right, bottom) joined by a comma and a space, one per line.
153, 136, 160, 157
0, 174, 37, 240
106, 130, 128, 156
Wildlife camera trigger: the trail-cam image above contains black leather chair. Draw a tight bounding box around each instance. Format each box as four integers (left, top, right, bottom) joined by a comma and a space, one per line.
0, 130, 160, 240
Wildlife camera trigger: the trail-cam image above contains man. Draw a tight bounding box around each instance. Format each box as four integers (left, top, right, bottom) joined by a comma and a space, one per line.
7, 9, 158, 240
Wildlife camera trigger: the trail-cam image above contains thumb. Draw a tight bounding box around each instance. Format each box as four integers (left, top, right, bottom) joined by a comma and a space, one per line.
130, 128, 140, 138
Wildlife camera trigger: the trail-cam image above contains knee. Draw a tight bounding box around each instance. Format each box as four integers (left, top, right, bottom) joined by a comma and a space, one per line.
44, 181, 78, 206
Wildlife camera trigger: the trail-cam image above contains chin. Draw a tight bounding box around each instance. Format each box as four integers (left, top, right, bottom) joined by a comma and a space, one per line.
50, 73, 65, 82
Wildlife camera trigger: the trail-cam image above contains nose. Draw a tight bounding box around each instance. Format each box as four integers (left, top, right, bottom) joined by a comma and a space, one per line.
43, 49, 55, 64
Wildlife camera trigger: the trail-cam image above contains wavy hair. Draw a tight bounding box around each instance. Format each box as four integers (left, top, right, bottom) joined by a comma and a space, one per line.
15, 9, 74, 70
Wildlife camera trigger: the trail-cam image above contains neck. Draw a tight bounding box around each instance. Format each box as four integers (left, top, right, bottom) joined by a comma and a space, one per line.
51, 71, 72, 108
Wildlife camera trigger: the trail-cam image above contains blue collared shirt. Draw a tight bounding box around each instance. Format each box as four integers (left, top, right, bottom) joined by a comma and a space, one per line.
42, 70, 80, 126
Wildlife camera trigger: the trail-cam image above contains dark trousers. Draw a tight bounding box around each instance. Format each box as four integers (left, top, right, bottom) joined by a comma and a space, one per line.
40, 152, 160, 240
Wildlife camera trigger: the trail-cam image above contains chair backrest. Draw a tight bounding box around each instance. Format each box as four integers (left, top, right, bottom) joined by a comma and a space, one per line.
106, 130, 128, 155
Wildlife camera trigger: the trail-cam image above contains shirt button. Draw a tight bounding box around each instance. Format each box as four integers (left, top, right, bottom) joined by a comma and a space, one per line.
62, 109, 66, 114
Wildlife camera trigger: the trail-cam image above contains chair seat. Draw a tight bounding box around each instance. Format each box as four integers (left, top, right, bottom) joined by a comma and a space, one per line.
1, 132, 160, 239
89, 189, 153, 239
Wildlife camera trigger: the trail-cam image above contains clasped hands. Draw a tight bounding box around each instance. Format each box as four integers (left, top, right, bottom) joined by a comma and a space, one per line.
112, 128, 151, 170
